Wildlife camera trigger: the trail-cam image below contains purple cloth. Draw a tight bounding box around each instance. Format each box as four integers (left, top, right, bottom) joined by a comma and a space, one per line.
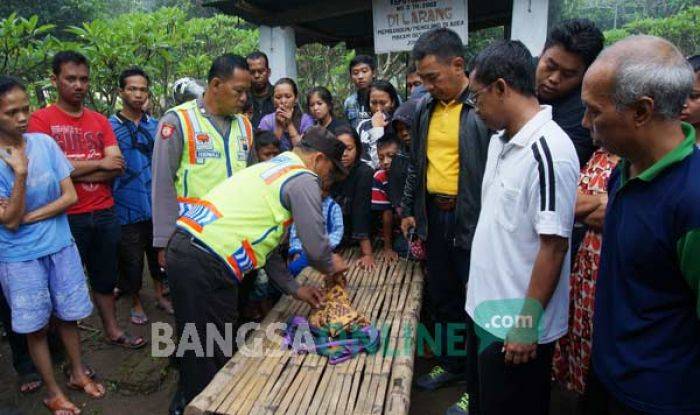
257, 112, 314, 151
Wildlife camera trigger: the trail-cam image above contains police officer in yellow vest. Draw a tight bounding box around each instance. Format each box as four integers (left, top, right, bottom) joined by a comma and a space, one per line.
166, 126, 349, 407
152, 54, 254, 269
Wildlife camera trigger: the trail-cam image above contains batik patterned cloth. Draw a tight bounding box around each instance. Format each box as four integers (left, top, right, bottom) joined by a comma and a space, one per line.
552, 149, 618, 394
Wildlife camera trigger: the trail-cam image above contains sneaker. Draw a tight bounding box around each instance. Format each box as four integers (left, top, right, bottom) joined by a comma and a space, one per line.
415, 365, 464, 390
445, 392, 470, 415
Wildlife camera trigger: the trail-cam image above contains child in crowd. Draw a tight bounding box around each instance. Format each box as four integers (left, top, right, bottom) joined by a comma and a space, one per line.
331, 125, 376, 270
253, 129, 282, 163
387, 106, 427, 261
391, 99, 417, 152
387, 99, 417, 209
243, 130, 282, 321
356, 80, 401, 169
288, 180, 344, 277
371, 134, 401, 261
307, 86, 350, 135
344, 55, 376, 129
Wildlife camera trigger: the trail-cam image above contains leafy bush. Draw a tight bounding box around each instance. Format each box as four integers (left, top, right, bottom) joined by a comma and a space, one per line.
603, 6, 699, 55
1, 8, 258, 115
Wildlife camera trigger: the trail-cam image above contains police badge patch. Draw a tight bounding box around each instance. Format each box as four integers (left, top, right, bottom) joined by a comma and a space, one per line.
160, 123, 175, 139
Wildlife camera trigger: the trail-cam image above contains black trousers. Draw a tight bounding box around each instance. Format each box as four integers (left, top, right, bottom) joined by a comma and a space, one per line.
425, 198, 470, 374
166, 229, 239, 406
117, 220, 165, 295
466, 316, 555, 415
68, 207, 121, 294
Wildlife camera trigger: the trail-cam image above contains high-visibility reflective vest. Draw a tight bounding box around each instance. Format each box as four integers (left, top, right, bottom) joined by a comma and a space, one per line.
176, 151, 314, 281
169, 99, 253, 213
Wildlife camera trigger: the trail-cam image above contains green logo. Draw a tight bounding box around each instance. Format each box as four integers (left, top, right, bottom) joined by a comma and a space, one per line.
472, 298, 544, 352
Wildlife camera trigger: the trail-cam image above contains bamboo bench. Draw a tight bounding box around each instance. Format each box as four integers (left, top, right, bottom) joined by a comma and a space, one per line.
186, 248, 424, 415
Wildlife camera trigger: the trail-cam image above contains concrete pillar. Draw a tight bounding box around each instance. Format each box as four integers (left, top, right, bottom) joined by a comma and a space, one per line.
258, 25, 298, 82
510, 0, 550, 56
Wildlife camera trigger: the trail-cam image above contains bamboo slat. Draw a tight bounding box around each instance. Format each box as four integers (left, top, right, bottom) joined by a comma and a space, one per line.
185, 248, 423, 415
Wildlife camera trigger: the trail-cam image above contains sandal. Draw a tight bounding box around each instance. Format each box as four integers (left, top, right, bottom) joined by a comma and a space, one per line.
67, 375, 106, 399
43, 394, 81, 414
106, 332, 147, 350
130, 309, 149, 325
18, 372, 43, 394
62, 364, 96, 381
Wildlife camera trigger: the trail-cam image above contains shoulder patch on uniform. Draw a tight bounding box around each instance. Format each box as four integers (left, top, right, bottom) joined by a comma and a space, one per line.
160, 123, 175, 140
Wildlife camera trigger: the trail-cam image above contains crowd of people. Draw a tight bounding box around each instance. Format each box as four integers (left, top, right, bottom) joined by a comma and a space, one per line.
0, 16, 699, 415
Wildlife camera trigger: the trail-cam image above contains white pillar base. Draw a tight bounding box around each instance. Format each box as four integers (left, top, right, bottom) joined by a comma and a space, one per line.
258, 25, 298, 82
510, 0, 550, 56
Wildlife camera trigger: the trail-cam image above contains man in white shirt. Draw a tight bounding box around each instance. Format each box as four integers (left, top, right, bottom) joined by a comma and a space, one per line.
463, 40, 579, 415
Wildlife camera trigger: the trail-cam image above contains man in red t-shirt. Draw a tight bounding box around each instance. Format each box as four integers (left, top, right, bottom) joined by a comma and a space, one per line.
28, 51, 146, 350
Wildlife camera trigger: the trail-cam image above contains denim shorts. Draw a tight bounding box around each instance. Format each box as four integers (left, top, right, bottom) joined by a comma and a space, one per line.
0, 244, 93, 334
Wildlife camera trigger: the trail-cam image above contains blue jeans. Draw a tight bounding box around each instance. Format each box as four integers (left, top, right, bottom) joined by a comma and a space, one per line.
425, 197, 470, 374
68, 207, 121, 295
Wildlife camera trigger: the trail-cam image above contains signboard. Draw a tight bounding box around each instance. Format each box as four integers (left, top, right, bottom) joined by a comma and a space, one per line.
372, 0, 468, 54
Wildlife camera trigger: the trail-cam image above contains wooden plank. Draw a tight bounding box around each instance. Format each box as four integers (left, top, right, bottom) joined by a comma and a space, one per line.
372, 262, 415, 413
385, 264, 424, 414
354, 259, 403, 415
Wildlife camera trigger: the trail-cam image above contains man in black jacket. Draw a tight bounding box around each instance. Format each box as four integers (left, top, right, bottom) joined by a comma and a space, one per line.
536, 19, 605, 264
535, 19, 604, 168
400, 28, 490, 415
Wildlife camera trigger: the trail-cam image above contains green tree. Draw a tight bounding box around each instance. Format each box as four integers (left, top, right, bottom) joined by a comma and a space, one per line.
603, 6, 699, 55
0, 0, 106, 38
0, 13, 61, 105
65, 7, 258, 114
0, 7, 258, 115
556, 0, 696, 31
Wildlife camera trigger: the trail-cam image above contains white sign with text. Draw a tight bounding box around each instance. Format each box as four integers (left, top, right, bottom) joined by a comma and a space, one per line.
372, 0, 468, 54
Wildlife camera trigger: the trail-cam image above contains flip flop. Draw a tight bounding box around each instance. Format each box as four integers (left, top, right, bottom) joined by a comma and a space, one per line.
130, 309, 149, 325
18, 372, 43, 394
107, 332, 147, 350
43, 394, 81, 414
67, 375, 106, 399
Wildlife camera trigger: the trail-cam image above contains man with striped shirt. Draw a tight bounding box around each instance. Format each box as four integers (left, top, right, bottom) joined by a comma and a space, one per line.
463, 41, 579, 415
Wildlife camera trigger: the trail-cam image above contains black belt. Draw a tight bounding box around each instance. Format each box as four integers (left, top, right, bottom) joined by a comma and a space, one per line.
429, 193, 457, 211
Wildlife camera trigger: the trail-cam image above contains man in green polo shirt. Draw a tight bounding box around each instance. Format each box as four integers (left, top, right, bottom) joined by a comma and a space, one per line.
582, 35, 700, 415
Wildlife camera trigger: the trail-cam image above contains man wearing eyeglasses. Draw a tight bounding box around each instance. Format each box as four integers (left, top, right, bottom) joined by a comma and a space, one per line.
399, 27, 491, 415
110, 67, 172, 325
464, 40, 579, 415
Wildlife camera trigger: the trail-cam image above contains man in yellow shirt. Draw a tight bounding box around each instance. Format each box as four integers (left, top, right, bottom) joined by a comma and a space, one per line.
400, 28, 490, 415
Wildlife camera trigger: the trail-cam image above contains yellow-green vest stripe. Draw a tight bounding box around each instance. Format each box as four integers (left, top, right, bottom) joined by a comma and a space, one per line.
176, 151, 314, 281
170, 99, 253, 210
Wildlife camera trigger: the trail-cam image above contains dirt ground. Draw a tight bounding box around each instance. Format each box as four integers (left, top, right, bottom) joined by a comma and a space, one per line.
0, 276, 177, 415
1, 279, 575, 415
